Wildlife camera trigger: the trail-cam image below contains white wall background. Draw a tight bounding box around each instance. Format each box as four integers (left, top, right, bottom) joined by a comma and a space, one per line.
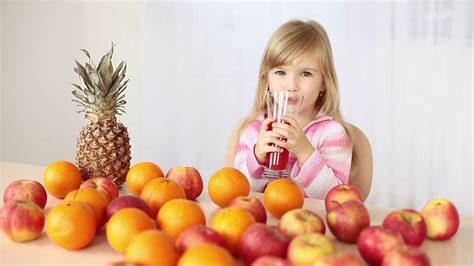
1, 1, 144, 173
1, 1, 472, 215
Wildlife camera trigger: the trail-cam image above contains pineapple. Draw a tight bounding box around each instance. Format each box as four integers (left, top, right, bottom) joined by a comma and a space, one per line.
71, 43, 131, 188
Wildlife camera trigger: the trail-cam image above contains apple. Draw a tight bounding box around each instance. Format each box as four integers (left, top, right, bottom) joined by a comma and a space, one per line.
279, 208, 325, 238
175, 224, 226, 254
421, 198, 459, 240
313, 251, 364, 266
382, 244, 430, 266
105, 195, 152, 221
325, 184, 363, 212
229, 196, 267, 223
252, 256, 291, 266
3, 179, 47, 209
287, 233, 336, 266
239, 223, 292, 265
357, 226, 405, 266
80, 177, 119, 202
166, 166, 203, 200
383, 209, 427, 246
326, 199, 370, 243
0, 200, 45, 242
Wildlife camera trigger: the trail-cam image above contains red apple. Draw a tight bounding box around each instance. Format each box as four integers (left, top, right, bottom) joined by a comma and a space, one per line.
326, 199, 370, 243
287, 233, 336, 266
383, 209, 427, 246
3, 179, 47, 209
105, 195, 152, 221
382, 244, 430, 266
357, 226, 405, 266
420, 199, 459, 240
0, 200, 45, 242
80, 177, 119, 202
229, 196, 267, 223
313, 251, 364, 266
166, 166, 203, 200
175, 224, 226, 254
252, 256, 291, 266
279, 208, 325, 238
325, 184, 363, 212
239, 223, 292, 265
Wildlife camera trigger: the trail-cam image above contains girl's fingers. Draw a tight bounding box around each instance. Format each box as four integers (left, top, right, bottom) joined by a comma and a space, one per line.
282, 116, 300, 128
260, 117, 276, 132
262, 130, 285, 139
271, 139, 288, 149
262, 132, 287, 145
260, 145, 284, 154
259, 133, 288, 149
271, 127, 290, 138
272, 121, 299, 136
271, 121, 291, 130
262, 133, 288, 149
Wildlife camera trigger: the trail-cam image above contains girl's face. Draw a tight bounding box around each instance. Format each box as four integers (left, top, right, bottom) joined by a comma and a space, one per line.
267, 56, 324, 118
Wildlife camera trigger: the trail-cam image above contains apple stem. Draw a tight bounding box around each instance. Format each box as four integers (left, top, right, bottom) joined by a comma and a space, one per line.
402, 215, 412, 224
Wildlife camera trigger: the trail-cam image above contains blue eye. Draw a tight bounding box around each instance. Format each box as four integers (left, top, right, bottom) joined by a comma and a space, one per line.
275, 70, 286, 75
301, 71, 312, 77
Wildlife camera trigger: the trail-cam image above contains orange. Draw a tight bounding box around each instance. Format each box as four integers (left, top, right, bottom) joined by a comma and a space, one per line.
65, 188, 109, 228
43, 160, 82, 199
106, 208, 156, 253
45, 200, 96, 250
178, 243, 236, 266
208, 167, 250, 208
263, 179, 304, 218
125, 229, 178, 266
157, 199, 206, 240
210, 207, 256, 255
126, 162, 164, 196
140, 178, 186, 218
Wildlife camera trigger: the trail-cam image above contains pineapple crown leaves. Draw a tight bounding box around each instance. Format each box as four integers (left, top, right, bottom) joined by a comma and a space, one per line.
71, 43, 129, 122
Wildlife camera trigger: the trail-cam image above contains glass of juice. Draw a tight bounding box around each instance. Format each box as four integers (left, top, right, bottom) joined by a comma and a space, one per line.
262, 90, 303, 179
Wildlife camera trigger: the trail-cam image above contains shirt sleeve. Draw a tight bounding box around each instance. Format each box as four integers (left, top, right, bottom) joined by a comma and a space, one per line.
234, 121, 269, 192
290, 122, 352, 199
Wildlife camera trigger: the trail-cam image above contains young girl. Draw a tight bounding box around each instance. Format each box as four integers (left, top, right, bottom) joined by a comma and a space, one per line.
225, 20, 353, 199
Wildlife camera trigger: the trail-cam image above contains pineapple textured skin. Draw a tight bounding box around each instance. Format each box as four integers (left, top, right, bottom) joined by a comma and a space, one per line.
76, 117, 131, 188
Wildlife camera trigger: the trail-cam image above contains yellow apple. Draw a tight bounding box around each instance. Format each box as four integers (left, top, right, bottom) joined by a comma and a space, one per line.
287, 233, 336, 266
421, 198, 460, 240
280, 208, 325, 238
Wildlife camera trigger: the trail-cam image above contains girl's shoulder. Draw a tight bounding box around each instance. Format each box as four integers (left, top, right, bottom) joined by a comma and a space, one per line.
232, 112, 265, 142
305, 114, 348, 137
242, 112, 265, 132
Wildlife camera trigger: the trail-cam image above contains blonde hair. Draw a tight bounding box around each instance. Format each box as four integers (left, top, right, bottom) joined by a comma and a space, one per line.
239, 20, 352, 140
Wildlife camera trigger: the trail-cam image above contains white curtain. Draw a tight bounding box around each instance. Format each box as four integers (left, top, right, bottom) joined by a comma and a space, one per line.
338, 1, 472, 215
142, 1, 473, 215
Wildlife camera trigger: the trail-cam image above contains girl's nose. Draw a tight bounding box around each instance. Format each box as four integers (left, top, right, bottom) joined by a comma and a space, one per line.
287, 76, 299, 92
288, 87, 299, 93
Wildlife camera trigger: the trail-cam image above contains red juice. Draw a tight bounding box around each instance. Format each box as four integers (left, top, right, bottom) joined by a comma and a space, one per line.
265, 123, 289, 171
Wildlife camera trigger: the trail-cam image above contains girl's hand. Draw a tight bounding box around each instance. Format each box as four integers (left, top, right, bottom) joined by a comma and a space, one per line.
270, 116, 315, 166
254, 117, 285, 164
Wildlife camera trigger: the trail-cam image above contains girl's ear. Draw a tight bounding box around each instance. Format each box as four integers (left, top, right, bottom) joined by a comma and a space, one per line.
321, 79, 327, 92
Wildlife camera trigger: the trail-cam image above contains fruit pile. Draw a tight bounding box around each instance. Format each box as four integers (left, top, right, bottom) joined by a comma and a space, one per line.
0, 161, 460, 266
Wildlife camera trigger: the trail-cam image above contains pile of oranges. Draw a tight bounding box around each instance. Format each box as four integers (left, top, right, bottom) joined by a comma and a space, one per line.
6, 160, 305, 265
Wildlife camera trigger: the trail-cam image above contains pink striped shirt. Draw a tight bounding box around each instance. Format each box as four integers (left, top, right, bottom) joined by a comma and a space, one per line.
234, 113, 352, 199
